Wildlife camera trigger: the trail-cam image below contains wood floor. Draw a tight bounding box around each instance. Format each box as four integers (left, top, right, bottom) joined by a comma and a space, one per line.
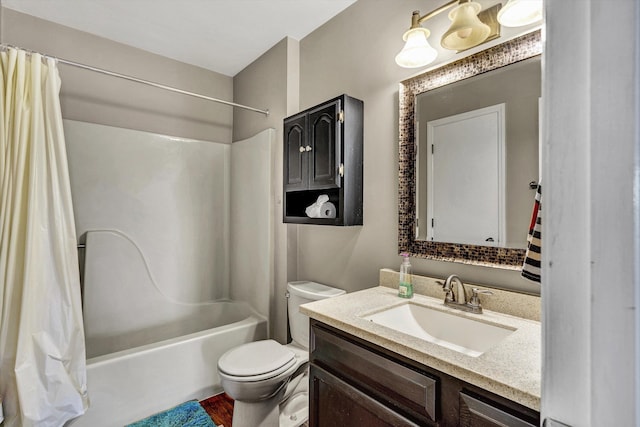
199, 393, 309, 427
200, 393, 234, 427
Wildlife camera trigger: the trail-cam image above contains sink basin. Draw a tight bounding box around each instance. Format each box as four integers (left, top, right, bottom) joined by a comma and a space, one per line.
361, 303, 516, 357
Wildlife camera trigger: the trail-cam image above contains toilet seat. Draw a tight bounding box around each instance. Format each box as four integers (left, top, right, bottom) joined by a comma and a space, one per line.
218, 340, 298, 382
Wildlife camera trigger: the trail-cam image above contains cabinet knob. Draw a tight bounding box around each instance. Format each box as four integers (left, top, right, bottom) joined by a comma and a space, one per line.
305, 145, 312, 152
299, 146, 305, 153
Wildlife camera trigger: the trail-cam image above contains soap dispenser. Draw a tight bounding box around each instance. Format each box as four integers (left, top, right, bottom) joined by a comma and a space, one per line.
398, 253, 414, 298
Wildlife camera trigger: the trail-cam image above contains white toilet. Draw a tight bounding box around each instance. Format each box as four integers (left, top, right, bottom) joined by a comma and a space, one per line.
217, 281, 345, 427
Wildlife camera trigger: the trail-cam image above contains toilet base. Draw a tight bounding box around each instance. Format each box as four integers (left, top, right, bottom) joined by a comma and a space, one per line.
231, 372, 309, 427
232, 394, 281, 427
279, 392, 308, 427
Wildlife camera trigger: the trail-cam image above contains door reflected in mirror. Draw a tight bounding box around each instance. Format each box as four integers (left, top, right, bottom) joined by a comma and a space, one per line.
415, 56, 541, 248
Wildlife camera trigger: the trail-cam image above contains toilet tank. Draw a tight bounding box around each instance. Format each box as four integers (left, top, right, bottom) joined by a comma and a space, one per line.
287, 281, 345, 349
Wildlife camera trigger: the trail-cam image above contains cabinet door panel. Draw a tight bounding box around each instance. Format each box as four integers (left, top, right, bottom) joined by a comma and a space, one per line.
284, 114, 307, 191
459, 391, 538, 427
310, 365, 420, 427
308, 101, 340, 189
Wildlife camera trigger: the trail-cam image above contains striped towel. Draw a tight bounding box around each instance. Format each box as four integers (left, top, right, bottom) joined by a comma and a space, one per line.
522, 183, 542, 282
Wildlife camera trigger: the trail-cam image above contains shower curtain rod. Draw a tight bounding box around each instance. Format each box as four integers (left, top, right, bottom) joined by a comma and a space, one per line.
0, 43, 270, 116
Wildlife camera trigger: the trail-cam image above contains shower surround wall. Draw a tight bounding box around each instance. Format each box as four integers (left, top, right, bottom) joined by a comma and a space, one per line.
64, 119, 231, 302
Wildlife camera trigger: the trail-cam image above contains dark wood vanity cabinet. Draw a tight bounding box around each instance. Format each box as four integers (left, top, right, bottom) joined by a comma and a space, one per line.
309, 320, 540, 427
283, 94, 363, 226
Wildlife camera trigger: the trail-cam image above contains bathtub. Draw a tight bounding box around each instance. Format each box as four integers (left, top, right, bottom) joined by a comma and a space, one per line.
65, 231, 268, 426
68, 301, 267, 426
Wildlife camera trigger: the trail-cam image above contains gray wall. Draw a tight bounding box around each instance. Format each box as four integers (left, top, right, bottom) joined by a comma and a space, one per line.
0, 8, 233, 143
233, 37, 300, 342
296, 0, 540, 295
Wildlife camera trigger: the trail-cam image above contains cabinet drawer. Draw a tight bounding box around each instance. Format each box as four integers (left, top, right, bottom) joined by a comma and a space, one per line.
311, 323, 437, 422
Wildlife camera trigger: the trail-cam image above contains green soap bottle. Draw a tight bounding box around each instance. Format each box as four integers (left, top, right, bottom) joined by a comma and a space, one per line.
398, 253, 414, 298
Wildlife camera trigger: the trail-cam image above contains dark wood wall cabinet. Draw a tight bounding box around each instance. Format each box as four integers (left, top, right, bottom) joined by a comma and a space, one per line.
309, 320, 540, 427
283, 94, 363, 225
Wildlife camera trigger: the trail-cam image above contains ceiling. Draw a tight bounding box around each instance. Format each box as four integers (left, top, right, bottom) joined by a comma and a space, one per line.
1, 0, 357, 76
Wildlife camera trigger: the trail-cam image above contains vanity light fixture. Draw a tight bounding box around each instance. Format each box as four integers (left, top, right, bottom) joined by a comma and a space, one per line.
396, 0, 542, 68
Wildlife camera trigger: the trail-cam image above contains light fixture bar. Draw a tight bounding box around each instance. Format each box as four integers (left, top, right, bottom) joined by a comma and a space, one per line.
411, 0, 460, 28
396, 0, 499, 68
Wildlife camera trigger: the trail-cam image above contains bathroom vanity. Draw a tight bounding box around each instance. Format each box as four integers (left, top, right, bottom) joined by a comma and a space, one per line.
301, 271, 541, 426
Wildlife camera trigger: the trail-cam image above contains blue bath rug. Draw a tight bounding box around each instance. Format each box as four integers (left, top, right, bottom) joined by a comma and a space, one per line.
126, 400, 217, 427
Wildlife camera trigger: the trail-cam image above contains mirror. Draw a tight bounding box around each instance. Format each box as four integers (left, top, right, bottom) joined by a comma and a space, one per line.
416, 55, 541, 247
399, 30, 542, 268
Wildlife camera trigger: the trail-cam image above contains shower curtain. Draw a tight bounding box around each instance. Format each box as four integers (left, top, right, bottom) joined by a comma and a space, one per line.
0, 48, 88, 426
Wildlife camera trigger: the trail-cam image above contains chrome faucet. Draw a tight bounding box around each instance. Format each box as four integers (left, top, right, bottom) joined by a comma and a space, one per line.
438, 274, 493, 314
445, 275, 467, 304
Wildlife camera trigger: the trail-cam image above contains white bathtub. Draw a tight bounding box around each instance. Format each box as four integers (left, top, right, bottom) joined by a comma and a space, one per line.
67, 232, 268, 426
68, 301, 267, 426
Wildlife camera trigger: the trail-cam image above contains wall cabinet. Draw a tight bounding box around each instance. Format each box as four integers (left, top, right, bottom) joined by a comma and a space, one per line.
309, 320, 540, 427
283, 94, 363, 225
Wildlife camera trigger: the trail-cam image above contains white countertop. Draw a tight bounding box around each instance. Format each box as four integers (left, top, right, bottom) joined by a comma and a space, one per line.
301, 286, 541, 410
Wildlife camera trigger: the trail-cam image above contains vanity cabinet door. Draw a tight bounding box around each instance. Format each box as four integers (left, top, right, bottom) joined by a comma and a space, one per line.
459, 391, 539, 427
284, 112, 308, 191
310, 365, 420, 427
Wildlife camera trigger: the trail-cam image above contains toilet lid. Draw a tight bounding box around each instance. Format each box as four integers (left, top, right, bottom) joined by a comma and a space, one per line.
218, 339, 295, 377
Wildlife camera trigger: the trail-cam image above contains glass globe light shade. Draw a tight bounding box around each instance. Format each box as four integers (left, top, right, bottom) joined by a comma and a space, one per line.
497, 0, 543, 27
395, 27, 438, 68
441, 2, 491, 51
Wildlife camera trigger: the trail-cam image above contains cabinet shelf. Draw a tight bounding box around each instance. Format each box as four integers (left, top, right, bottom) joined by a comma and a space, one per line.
283, 94, 363, 226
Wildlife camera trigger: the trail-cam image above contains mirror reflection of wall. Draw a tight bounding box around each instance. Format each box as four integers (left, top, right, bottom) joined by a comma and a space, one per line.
415, 55, 541, 248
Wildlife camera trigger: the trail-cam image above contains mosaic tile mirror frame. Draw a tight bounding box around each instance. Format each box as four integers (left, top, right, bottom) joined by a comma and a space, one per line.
398, 30, 542, 269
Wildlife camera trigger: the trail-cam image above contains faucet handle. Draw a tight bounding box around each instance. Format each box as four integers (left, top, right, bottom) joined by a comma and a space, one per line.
468, 288, 493, 309
437, 280, 454, 302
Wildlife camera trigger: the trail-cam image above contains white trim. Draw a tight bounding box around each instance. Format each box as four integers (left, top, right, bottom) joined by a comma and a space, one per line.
542, 0, 640, 425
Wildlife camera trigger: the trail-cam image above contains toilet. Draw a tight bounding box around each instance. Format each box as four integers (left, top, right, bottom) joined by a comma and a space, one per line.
217, 281, 345, 427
